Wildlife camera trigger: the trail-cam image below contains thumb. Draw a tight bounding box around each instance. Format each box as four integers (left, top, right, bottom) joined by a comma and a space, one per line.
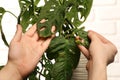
76, 36, 90, 60
12, 24, 22, 42
88, 30, 101, 43
78, 45, 90, 60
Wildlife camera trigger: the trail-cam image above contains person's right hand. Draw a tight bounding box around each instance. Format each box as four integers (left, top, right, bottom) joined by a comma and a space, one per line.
77, 30, 117, 80
78, 30, 117, 69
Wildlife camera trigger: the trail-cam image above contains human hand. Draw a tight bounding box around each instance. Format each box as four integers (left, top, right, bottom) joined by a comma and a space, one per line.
7, 24, 55, 78
77, 31, 117, 80
78, 30, 117, 69
77, 30, 117, 80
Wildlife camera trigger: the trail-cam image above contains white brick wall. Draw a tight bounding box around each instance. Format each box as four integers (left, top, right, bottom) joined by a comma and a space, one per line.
0, 0, 120, 80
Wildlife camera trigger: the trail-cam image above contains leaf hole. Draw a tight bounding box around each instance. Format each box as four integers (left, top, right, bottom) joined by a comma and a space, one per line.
80, 16, 85, 22
78, 5, 84, 9
56, 32, 59, 36
51, 59, 55, 64
21, 1, 26, 4
26, 24, 32, 31
68, 7, 72, 12
50, 9, 54, 12
78, 12, 81, 20
37, 0, 45, 7
45, 70, 49, 75
51, 5, 56, 8
39, 26, 46, 31
78, 12, 85, 21
0, 13, 2, 16
29, 18, 33, 21
71, 17, 74, 22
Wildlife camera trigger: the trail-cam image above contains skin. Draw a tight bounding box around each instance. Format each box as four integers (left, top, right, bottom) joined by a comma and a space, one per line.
0, 24, 55, 80
77, 30, 118, 80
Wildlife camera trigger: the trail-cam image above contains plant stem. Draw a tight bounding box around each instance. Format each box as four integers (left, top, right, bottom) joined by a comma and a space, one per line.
6, 11, 17, 19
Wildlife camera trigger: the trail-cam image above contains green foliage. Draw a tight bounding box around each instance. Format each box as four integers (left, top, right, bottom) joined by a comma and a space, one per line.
46, 37, 80, 80
36, 0, 93, 37
75, 27, 91, 49
0, 66, 4, 70
0, 0, 93, 80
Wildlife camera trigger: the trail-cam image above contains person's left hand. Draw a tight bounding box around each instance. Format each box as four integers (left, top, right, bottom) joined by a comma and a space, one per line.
8, 24, 55, 78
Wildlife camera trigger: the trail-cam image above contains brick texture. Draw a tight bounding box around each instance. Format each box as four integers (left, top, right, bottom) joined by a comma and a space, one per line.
0, 0, 120, 80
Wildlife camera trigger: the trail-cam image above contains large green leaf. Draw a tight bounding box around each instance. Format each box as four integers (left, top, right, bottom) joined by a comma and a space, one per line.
18, 0, 93, 38
37, 0, 93, 37
46, 37, 80, 80
18, 0, 41, 32
37, 0, 64, 37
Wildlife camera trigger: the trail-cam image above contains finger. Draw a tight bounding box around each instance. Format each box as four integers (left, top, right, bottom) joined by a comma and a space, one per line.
42, 38, 52, 48
51, 25, 56, 33
38, 25, 55, 43
33, 32, 39, 41
39, 33, 55, 45
25, 24, 37, 37
36, 37, 53, 56
88, 30, 98, 41
38, 37, 46, 44
26, 19, 45, 37
40, 19, 46, 23
78, 45, 90, 60
88, 30, 111, 43
12, 24, 22, 42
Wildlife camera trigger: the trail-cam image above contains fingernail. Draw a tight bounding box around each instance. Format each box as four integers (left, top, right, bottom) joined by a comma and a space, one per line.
51, 26, 56, 33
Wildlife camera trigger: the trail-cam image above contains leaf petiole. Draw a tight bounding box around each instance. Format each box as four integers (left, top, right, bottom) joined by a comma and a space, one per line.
6, 11, 18, 19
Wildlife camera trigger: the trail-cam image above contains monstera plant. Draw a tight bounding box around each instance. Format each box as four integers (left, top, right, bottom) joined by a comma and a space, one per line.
0, 0, 93, 80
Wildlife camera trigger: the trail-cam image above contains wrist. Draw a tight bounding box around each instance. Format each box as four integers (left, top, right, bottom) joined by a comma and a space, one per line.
0, 62, 23, 80
92, 57, 108, 66
88, 60, 107, 80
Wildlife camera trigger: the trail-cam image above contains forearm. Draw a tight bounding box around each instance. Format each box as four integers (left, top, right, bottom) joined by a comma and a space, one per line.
88, 61, 107, 80
0, 62, 22, 80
